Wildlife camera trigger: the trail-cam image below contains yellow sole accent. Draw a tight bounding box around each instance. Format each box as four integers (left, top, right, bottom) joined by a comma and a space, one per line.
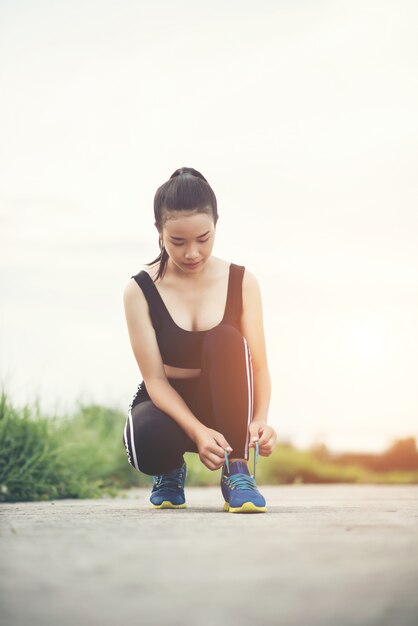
151, 501, 186, 509
223, 501, 267, 513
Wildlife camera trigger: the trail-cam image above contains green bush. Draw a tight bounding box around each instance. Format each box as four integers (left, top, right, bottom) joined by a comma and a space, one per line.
0, 391, 150, 502
0, 391, 80, 501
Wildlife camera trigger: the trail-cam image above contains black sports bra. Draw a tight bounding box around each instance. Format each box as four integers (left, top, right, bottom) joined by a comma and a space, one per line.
131, 262, 245, 368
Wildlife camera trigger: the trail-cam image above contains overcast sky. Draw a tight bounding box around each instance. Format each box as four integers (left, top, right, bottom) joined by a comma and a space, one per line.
1, 0, 417, 453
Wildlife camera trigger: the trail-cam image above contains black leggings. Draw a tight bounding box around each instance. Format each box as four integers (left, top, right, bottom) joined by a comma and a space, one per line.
123, 324, 254, 476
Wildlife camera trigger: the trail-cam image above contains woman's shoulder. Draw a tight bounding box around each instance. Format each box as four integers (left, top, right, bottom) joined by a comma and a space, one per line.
223, 258, 257, 282
123, 268, 151, 301
133, 262, 161, 282
212, 256, 247, 273
241, 266, 261, 301
214, 258, 259, 293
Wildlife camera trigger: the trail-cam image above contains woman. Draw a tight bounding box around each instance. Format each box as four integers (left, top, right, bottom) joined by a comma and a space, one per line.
123, 166, 277, 513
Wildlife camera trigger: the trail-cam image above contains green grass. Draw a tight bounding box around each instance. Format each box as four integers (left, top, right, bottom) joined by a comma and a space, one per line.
0, 390, 150, 502
1, 390, 417, 502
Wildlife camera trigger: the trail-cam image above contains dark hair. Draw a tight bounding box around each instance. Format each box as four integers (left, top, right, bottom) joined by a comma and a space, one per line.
145, 166, 219, 281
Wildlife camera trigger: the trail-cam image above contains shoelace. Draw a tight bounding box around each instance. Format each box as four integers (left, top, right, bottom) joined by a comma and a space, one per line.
153, 465, 185, 491
223, 440, 259, 486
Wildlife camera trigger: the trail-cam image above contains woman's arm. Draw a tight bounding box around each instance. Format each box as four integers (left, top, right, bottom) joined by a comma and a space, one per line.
240, 270, 272, 425
123, 279, 205, 443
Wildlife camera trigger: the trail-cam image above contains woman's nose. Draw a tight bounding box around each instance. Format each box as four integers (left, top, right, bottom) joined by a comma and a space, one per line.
185, 248, 199, 259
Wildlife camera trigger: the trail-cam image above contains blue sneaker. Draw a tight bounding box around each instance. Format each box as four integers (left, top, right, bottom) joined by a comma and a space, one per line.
150, 461, 187, 509
221, 442, 266, 513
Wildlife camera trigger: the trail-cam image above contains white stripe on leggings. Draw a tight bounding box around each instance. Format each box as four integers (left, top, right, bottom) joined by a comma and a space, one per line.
123, 419, 132, 465
243, 335, 254, 460
127, 405, 140, 471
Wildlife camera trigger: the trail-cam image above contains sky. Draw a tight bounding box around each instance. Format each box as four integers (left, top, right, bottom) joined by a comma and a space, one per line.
1, 0, 417, 453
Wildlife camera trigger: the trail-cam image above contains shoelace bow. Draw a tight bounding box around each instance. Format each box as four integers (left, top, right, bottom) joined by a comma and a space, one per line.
223, 440, 259, 489
153, 465, 185, 490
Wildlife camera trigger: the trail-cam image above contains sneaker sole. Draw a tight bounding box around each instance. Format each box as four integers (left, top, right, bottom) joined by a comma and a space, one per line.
151, 501, 186, 509
223, 501, 267, 513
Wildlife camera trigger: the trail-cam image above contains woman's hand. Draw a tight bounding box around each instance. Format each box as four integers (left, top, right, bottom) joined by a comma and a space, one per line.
248, 421, 277, 456
193, 425, 233, 471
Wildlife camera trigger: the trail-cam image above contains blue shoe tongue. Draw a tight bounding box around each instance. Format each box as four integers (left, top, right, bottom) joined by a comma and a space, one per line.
228, 461, 250, 475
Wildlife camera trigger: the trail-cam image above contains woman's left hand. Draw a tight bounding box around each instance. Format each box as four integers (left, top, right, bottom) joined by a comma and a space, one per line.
248, 421, 277, 456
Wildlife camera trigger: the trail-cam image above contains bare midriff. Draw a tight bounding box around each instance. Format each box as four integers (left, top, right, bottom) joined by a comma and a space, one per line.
163, 364, 201, 379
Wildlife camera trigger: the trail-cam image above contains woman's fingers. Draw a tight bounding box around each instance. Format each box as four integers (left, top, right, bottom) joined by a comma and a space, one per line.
202, 455, 224, 471
207, 441, 227, 459
198, 429, 232, 470
258, 434, 277, 456
256, 427, 277, 450
213, 433, 233, 453
257, 426, 275, 447
207, 449, 226, 465
201, 448, 227, 470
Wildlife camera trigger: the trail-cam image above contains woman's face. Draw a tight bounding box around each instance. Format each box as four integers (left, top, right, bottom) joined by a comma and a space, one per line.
160, 210, 216, 273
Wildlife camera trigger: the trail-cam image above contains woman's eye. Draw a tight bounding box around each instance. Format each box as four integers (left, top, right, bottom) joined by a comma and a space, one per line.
172, 238, 209, 247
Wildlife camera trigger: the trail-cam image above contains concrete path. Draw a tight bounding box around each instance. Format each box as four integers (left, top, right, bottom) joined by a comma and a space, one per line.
1, 485, 417, 626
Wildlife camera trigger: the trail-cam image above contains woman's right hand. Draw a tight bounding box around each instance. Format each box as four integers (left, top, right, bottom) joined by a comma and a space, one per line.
192, 425, 233, 471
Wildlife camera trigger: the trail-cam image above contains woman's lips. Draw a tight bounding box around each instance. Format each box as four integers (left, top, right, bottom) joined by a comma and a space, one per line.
185, 261, 201, 267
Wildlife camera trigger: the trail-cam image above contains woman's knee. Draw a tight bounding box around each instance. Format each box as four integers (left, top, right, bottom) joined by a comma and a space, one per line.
201, 324, 247, 362
203, 324, 243, 350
